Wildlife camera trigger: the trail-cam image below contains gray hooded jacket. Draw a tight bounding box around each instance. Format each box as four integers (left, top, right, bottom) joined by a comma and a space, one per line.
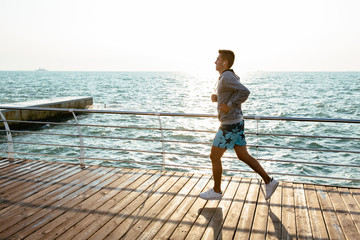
217, 70, 250, 125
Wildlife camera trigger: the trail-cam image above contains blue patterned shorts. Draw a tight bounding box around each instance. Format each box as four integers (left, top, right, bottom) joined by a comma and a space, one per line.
213, 120, 246, 149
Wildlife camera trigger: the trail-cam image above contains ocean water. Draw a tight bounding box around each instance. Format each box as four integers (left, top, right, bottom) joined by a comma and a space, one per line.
0, 71, 359, 186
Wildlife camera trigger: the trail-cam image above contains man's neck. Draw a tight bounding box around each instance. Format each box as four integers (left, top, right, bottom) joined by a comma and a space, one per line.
220, 69, 233, 75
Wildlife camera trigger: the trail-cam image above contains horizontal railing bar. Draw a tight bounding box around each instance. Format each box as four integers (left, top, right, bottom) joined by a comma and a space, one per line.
256, 158, 360, 168
0, 132, 165, 142
2, 138, 359, 154
263, 172, 360, 182
0, 141, 166, 154
1, 127, 360, 141
2, 128, 359, 142
0, 107, 216, 118
2, 152, 359, 182
246, 132, 360, 140
245, 115, 360, 124
1, 120, 160, 130
79, 157, 360, 182
0, 131, 210, 144
0, 120, 216, 133
252, 145, 360, 154
0, 130, 82, 138
0, 151, 86, 160
1, 119, 75, 126
1, 142, 359, 169
1, 106, 359, 123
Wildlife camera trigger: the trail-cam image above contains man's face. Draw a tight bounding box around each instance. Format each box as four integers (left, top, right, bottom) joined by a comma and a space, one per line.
215, 54, 226, 72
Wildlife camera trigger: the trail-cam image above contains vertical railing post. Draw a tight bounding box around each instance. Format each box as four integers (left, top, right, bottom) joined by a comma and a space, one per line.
0, 111, 14, 162
70, 110, 85, 168
255, 116, 260, 160
156, 113, 165, 171
255, 116, 260, 180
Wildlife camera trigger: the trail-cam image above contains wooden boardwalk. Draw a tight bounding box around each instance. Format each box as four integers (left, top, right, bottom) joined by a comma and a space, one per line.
0, 158, 359, 239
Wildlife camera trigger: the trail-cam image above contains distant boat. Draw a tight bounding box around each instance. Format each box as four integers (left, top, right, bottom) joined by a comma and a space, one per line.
35, 68, 48, 71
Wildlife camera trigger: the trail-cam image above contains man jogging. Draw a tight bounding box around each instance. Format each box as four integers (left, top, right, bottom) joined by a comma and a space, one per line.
199, 49, 278, 200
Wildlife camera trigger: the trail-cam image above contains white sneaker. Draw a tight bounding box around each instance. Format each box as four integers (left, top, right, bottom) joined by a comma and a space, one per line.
265, 178, 279, 200
199, 188, 222, 200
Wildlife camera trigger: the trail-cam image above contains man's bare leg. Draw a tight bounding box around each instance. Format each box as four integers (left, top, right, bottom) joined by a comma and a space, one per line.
210, 145, 227, 193
234, 145, 271, 184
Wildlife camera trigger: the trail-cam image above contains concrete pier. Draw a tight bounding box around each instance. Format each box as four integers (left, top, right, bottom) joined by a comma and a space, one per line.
0, 96, 93, 128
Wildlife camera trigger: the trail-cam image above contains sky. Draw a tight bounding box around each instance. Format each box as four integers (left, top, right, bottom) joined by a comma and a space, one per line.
0, 0, 359, 72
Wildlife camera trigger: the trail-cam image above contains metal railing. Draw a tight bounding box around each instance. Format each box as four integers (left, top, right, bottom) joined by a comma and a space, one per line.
1, 106, 359, 187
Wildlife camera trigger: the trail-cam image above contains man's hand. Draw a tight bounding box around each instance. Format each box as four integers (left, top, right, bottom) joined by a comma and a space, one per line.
219, 103, 230, 113
211, 94, 217, 102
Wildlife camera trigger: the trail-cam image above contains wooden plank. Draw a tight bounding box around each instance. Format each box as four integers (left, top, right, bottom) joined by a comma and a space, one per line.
152, 175, 211, 240
184, 177, 231, 240
0, 166, 116, 239
250, 179, 270, 240
122, 173, 200, 240
315, 185, 346, 239
0, 160, 47, 175
233, 178, 261, 239
220, 177, 251, 240
351, 188, 360, 210
0, 163, 67, 199
0, 164, 91, 218
101, 172, 190, 239
24, 169, 149, 240
266, 181, 282, 240
327, 186, 359, 240
340, 188, 360, 235
348, 188, 360, 233
3, 164, 81, 202
293, 183, 313, 240
303, 184, 329, 240
0, 161, 60, 197
0, 160, 11, 168
0, 165, 81, 207
202, 177, 240, 240
0, 159, 36, 173
16, 168, 136, 240
63, 171, 179, 240
0, 161, 50, 188
0, 159, 26, 170
281, 182, 296, 240
168, 177, 213, 240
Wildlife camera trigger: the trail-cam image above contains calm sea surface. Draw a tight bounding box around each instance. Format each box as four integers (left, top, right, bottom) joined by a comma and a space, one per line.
0, 71, 359, 186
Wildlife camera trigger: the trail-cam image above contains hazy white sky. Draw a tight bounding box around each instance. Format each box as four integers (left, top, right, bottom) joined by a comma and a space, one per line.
1, 0, 359, 72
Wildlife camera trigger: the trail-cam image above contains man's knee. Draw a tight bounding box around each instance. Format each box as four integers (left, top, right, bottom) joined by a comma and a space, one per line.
210, 154, 222, 172
210, 146, 226, 163
210, 153, 222, 165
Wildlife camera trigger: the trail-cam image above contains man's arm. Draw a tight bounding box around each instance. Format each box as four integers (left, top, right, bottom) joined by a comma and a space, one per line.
223, 77, 250, 109
219, 103, 230, 113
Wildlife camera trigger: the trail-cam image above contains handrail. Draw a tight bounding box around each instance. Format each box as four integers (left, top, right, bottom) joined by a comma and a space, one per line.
2, 126, 360, 141
0, 106, 359, 187
1, 105, 360, 123
1, 138, 359, 154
